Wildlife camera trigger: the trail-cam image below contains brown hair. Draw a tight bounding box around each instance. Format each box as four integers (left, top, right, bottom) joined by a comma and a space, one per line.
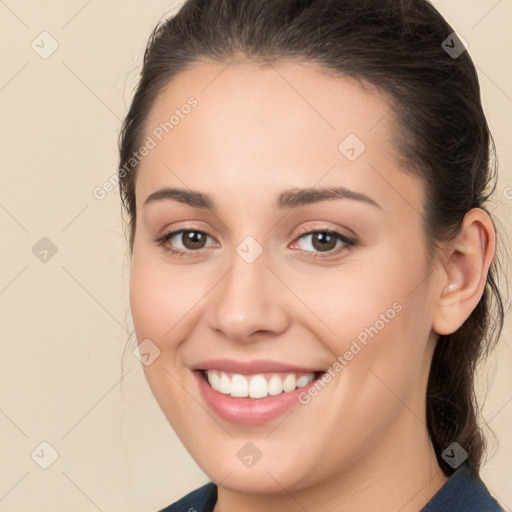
118, 0, 506, 476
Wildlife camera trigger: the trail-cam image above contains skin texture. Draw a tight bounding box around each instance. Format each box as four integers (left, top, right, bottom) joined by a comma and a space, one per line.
129, 59, 495, 512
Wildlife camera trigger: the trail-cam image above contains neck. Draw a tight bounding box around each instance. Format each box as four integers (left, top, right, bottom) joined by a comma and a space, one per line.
215, 424, 447, 512
214, 337, 448, 511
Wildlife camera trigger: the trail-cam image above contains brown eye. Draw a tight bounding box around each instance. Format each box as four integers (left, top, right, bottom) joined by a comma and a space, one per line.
180, 230, 207, 250
291, 228, 357, 259
155, 229, 214, 255
310, 232, 338, 252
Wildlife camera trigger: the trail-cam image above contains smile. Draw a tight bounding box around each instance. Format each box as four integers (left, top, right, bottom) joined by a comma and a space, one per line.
202, 370, 319, 399
191, 359, 327, 425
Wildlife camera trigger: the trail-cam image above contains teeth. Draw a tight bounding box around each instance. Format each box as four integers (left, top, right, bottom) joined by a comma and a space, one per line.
208, 370, 221, 391
219, 372, 230, 394
231, 374, 248, 397
283, 374, 296, 392
268, 375, 283, 395
248, 375, 267, 399
205, 370, 316, 399
297, 374, 313, 387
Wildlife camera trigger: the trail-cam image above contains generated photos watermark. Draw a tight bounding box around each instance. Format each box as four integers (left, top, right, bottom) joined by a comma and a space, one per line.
93, 96, 198, 200
298, 301, 403, 405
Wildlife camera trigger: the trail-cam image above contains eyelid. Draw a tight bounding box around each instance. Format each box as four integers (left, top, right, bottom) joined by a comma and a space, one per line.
154, 224, 357, 258
289, 225, 356, 255
155, 228, 217, 251
293, 224, 353, 238
293, 221, 358, 239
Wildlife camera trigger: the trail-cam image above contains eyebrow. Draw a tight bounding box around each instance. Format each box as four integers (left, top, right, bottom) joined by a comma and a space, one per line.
142, 185, 381, 210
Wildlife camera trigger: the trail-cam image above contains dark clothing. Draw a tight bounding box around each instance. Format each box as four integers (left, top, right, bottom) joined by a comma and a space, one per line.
159, 463, 504, 511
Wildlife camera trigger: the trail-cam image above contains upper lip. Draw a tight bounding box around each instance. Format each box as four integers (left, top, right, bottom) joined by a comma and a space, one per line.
191, 358, 325, 375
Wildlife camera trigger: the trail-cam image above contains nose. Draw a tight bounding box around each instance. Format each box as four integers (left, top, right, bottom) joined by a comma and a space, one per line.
206, 243, 289, 343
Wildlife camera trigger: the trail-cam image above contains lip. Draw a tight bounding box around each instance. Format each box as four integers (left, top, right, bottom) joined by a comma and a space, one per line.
191, 358, 325, 375
191, 360, 325, 426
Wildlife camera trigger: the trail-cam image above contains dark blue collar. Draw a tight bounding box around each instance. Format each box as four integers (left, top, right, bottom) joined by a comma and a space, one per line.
160, 463, 503, 511
420, 464, 503, 511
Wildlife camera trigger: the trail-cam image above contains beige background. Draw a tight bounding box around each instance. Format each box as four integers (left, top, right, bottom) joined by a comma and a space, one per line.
0, 0, 511, 511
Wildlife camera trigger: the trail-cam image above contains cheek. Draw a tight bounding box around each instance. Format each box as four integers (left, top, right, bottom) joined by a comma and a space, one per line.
294, 263, 423, 350
129, 267, 169, 341
303, 245, 432, 382
129, 247, 199, 344
128, 251, 198, 424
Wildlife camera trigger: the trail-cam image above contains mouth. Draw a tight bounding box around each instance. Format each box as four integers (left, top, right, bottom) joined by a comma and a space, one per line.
190, 358, 328, 425
197, 369, 326, 399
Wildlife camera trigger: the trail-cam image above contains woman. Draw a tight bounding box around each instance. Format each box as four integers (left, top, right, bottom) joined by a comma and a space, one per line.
118, 0, 506, 510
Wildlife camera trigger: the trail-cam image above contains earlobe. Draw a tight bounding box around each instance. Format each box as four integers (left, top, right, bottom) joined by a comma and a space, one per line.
432, 208, 495, 336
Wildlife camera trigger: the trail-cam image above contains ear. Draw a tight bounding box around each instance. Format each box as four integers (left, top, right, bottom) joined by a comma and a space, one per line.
432, 208, 495, 336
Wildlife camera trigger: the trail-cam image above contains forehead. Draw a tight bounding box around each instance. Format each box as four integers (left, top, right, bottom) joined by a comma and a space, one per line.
145, 58, 393, 147
137, 58, 423, 218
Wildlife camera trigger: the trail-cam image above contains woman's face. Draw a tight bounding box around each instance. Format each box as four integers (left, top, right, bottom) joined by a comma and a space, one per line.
130, 59, 441, 493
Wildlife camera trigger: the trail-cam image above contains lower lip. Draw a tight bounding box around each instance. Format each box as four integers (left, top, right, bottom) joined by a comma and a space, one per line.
193, 370, 321, 426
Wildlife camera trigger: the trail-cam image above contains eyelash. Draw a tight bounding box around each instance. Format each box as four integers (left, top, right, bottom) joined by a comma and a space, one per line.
154, 227, 357, 259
